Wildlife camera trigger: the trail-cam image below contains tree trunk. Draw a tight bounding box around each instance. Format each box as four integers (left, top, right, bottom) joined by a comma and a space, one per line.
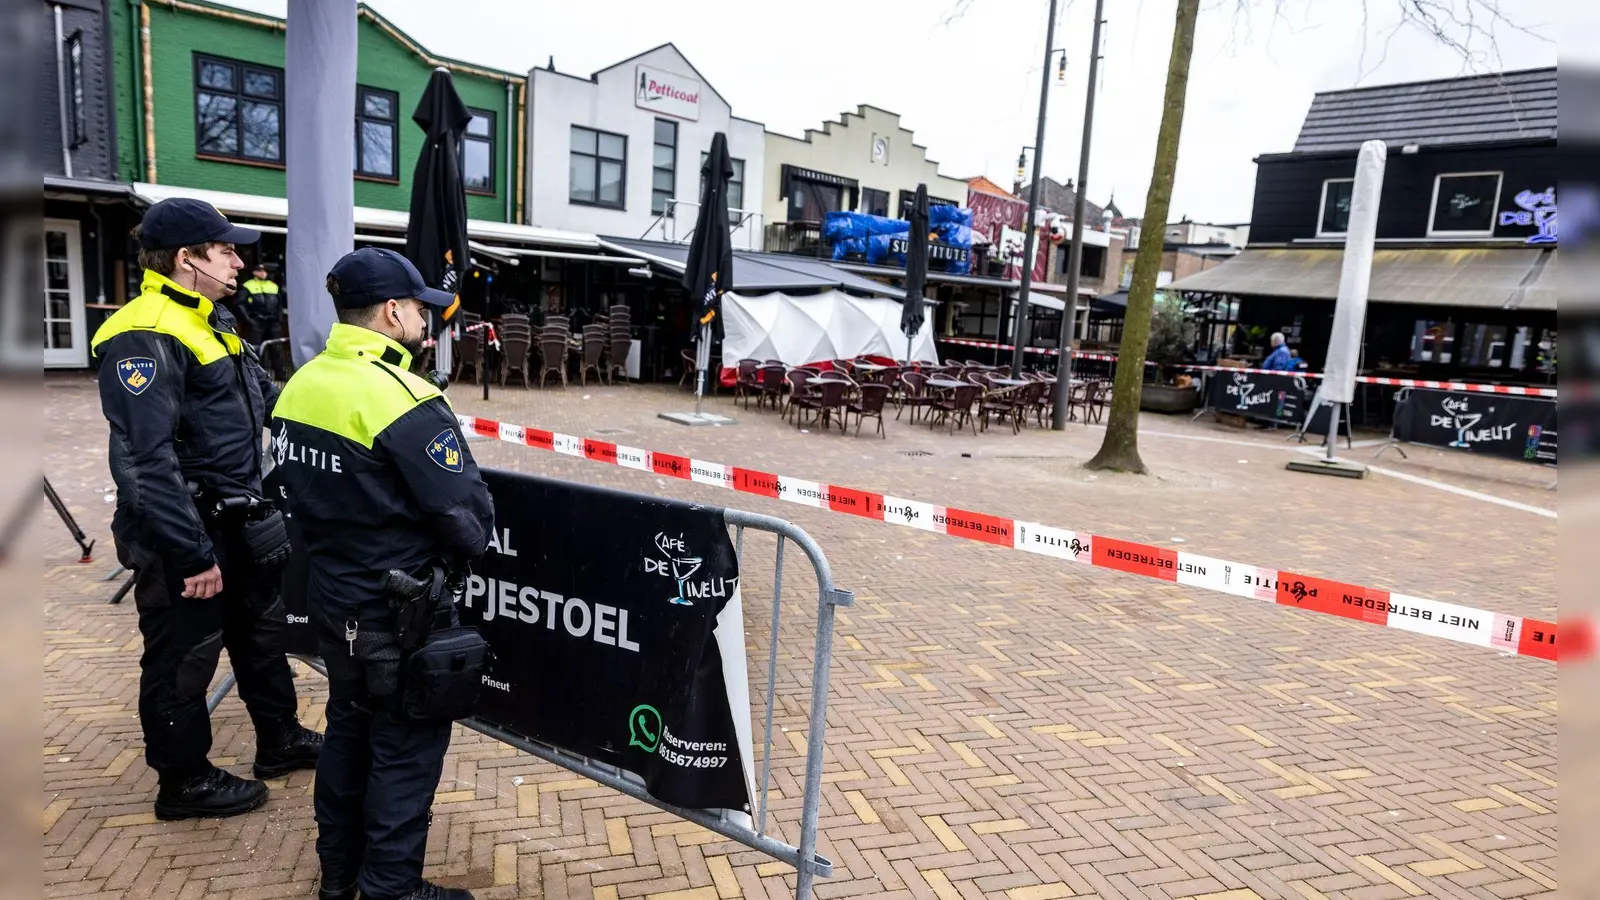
1085, 0, 1200, 474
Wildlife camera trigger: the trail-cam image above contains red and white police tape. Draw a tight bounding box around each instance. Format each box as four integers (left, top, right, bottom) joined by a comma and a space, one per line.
457, 411, 1585, 663
935, 338, 1558, 398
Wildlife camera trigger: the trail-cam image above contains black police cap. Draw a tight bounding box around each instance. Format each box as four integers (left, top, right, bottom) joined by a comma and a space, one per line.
138, 198, 260, 249
326, 247, 456, 310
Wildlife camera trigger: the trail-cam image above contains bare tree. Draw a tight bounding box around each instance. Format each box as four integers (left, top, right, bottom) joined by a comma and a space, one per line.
1086, 0, 1544, 474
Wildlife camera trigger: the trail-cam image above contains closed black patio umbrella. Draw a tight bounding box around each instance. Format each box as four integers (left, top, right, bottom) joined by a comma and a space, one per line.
900, 183, 931, 365
405, 67, 471, 388
681, 132, 735, 415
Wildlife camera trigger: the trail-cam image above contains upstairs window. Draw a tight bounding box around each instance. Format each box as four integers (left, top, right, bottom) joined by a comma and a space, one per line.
1429, 172, 1502, 236
652, 118, 677, 215
64, 31, 86, 147
194, 54, 283, 163
354, 86, 398, 179
570, 126, 626, 208
462, 109, 495, 194
1317, 178, 1353, 236
701, 153, 745, 214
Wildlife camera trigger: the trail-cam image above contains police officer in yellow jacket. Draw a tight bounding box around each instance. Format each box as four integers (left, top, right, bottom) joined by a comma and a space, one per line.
238, 263, 284, 343
270, 248, 493, 900
92, 198, 322, 821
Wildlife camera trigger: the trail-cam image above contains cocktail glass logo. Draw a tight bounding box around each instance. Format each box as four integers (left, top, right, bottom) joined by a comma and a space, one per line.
628, 703, 662, 752
645, 532, 703, 606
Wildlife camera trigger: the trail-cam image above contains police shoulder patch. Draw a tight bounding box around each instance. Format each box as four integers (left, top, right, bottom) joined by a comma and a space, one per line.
116, 358, 158, 395
426, 428, 465, 473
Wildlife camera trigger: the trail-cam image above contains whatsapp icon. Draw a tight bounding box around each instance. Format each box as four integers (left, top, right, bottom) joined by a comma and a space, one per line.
628, 704, 662, 752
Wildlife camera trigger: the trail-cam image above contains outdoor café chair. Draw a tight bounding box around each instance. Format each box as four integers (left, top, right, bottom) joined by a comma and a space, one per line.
782, 368, 816, 421
1071, 380, 1106, 424
579, 336, 607, 386
678, 349, 697, 388
608, 335, 632, 383
796, 379, 849, 433
756, 364, 787, 412
734, 359, 762, 409
846, 383, 891, 438
537, 338, 568, 388
897, 370, 934, 424
499, 332, 533, 388
931, 383, 981, 435
978, 386, 1022, 434
454, 331, 483, 385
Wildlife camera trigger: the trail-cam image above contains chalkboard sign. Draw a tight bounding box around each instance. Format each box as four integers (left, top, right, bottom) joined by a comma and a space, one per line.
1393, 389, 1557, 464
1206, 370, 1339, 435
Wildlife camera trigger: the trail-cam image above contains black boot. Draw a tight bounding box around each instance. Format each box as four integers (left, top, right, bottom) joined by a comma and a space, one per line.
154, 767, 268, 821
253, 723, 324, 779
317, 881, 357, 900
393, 882, 474, 900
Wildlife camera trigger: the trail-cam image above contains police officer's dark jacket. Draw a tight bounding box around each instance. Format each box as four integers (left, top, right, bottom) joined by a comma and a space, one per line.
269, 323, 493, 612
92, 269, 279, 577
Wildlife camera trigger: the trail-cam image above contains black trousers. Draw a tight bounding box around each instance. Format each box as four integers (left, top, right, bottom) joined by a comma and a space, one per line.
313, 601, 452, 900
130, 526, 299, 783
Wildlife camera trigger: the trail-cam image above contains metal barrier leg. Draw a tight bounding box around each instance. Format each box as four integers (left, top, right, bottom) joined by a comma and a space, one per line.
757, 535, 785, 835
206, 671, 237, 714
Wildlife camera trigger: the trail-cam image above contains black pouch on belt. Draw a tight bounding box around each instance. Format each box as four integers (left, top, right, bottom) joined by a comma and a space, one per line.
240, 506, 292, 571
401, 626, 489, 723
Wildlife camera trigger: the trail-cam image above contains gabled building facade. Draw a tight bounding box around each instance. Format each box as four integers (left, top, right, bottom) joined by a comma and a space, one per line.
1170, 67, 1556, 380
525, 43, 766, 248
762, 105, 968, 255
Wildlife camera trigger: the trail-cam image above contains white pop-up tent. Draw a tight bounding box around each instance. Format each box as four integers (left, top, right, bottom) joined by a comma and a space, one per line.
721, 290, 940, 369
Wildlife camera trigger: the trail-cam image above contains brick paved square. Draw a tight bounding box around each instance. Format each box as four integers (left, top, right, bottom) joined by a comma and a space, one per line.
43, 375, 1556, 899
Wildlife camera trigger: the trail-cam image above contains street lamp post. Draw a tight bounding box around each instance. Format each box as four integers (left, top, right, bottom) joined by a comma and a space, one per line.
1051, 0, 1107, 429
1007, 0, 1063, 373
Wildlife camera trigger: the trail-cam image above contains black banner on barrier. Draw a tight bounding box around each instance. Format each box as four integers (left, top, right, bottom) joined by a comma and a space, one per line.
469, 469, 755, 814
1206, 370, 1336, 434
276, 468, 757, 815
1393, 389, 1558, 464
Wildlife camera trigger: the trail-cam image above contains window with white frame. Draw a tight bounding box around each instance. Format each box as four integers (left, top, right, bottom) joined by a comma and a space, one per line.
699, 152, 745, 214
1429, 172, 1502, 236
1317, 178, 1354, 236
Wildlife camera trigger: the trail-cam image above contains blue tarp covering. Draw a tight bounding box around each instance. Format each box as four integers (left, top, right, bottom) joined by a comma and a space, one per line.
823, 209, 974, 274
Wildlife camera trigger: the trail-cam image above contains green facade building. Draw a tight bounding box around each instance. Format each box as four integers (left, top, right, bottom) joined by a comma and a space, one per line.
108, 0, 524, 223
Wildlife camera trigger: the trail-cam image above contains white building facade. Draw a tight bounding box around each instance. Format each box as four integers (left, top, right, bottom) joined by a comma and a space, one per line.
525, 44, 766, 249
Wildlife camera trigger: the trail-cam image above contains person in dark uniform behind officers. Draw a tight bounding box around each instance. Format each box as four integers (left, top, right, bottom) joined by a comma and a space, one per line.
270, 247, 494, 900
90, 198, 323, 822
238, 263, 284, 344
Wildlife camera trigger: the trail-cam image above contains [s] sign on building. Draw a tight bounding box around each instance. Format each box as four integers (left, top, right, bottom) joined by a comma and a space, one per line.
635, 64, 702, 121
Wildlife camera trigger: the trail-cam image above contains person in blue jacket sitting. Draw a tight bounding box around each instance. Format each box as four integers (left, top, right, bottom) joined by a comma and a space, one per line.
1261, 332, 1301, 371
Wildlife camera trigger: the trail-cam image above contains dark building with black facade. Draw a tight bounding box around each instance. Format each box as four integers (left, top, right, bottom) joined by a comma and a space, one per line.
1170, 67, 1556, 392
42, 0, 139, 370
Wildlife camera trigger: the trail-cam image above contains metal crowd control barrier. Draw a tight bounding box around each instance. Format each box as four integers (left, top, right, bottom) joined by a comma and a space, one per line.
207, 507, 851, 900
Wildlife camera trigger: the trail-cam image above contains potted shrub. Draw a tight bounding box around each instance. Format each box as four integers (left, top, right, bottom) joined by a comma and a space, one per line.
1139, 295, 1201, 413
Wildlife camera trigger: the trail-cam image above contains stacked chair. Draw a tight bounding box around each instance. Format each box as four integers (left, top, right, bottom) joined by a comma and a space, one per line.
606, 304, 632, 383
536, 321, 568, 388
498, 313, 533, 388
579, 324, 608, 386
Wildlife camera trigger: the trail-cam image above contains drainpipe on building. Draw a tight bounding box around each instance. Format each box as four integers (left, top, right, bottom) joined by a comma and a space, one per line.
54, 4, 74, 178
127, 0, 145, 181
140, 1, 157, 182
515, 80, 526, 223
504, 80, 514, 222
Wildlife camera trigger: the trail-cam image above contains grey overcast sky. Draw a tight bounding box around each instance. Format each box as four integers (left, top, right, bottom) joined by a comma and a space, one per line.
222, 0, 1580, 225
